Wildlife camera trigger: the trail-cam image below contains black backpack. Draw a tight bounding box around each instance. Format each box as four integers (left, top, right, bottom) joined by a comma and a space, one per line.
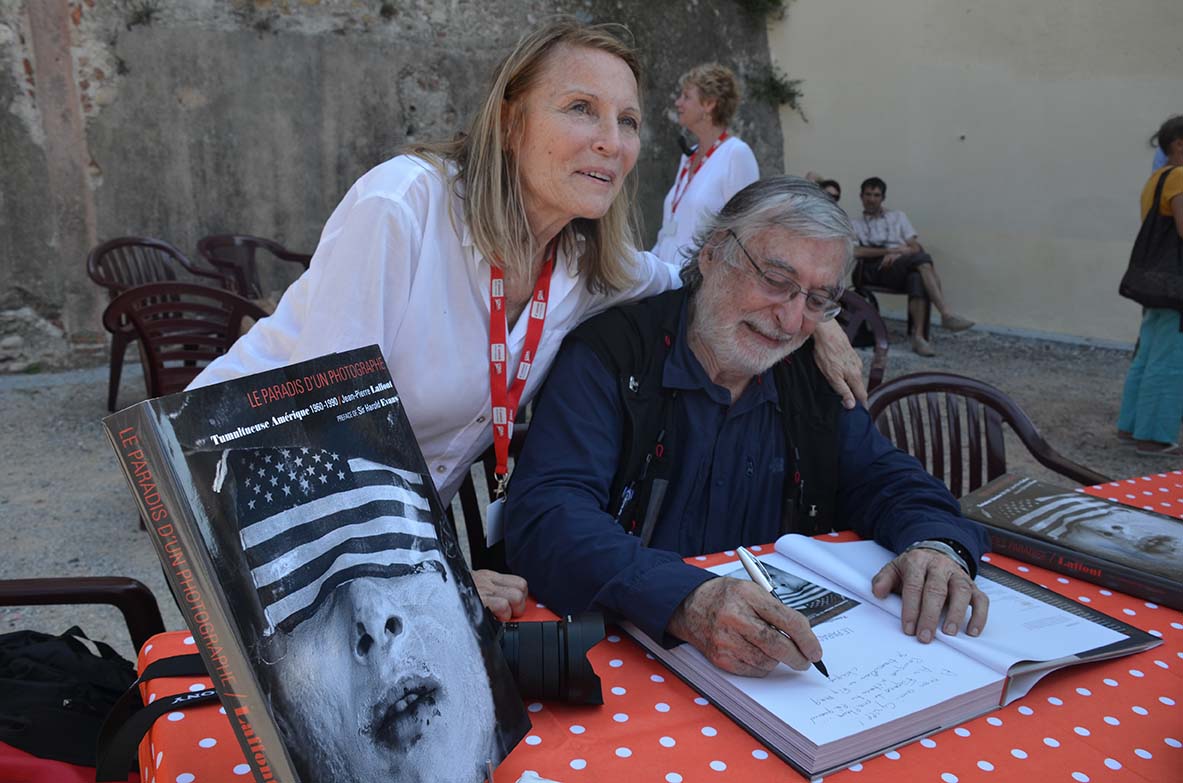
0, 626, 135, 767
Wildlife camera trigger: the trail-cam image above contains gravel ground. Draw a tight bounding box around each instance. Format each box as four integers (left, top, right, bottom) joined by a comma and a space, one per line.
1, 323, 1176, 662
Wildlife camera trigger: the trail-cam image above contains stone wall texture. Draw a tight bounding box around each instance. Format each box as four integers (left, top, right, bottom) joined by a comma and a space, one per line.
0, 0, 785, 367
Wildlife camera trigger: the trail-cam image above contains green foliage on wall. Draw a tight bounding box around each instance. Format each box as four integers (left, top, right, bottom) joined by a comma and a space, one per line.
747, 63, 806, 122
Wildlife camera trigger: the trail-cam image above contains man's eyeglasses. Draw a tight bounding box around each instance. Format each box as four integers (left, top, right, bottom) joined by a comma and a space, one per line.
727, 230, 843, 322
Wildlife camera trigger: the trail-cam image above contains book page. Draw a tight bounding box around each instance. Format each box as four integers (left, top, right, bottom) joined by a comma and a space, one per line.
703, 558, 1000, 745
772, 536, 1126, 675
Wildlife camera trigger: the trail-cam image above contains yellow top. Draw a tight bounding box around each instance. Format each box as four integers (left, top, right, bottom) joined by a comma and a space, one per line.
1140, 165, 1183, 219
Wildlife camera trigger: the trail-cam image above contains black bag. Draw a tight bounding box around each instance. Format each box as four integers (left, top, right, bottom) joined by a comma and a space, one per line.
1119, 166, 1183, 310
0, 625, 135, 767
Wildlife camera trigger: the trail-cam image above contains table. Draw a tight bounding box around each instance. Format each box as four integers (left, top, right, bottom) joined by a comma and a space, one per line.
136, 472, 1183, 782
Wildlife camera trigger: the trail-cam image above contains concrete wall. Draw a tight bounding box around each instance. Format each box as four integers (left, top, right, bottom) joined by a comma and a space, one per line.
769, 0, 1183, 345
0, 0, 786, 366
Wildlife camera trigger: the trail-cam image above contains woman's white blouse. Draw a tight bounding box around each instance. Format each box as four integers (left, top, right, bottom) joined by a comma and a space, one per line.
650, 136, 759, 266
190, 155, 679, 502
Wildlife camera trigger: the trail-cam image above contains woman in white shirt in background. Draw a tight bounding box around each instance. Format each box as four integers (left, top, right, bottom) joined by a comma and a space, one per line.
652, 63, 760, 266
190, 22, 864, 619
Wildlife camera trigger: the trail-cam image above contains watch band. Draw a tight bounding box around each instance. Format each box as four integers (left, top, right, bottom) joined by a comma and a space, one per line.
904, 539, 974, 578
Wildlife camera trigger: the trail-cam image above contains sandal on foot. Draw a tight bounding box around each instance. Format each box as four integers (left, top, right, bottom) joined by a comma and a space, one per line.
911, 335, 936, 357
941, 313, 974, 332
1135, 442, 1183, 457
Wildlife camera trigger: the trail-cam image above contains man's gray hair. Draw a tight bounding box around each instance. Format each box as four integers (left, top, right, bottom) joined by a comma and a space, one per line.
679, 176, 856, 290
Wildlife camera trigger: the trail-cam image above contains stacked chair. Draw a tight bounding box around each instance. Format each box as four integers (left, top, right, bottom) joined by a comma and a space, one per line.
88, 234, 310, 408
87, 237, 226, 411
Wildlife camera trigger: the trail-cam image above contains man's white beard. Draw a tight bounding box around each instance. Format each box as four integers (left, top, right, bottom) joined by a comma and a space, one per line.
691, 280, 807, 380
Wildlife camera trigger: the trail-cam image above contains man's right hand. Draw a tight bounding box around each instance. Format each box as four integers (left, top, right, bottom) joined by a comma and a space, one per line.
880, 252, 901, 269
666, 577, 823, 677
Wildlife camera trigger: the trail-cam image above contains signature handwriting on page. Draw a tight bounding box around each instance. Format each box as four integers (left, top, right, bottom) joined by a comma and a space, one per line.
805, 652, 954, 728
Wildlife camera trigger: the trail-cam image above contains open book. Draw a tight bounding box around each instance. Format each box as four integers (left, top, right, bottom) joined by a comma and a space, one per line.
621, 534, 1160, 779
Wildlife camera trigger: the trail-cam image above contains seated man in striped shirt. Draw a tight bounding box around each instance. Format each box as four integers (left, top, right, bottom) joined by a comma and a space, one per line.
852, 176, 973, 356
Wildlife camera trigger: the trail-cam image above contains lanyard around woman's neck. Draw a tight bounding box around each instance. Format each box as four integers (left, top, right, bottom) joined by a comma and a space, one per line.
670, 131, 729, 215
488, 240, 556, 496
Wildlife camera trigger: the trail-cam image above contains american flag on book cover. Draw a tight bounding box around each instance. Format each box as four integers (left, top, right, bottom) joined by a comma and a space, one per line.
223, 447, 444, 635
996, 492, 1113, 538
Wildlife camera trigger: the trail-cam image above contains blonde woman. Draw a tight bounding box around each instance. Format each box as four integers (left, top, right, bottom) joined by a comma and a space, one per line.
190, 21, 864, 617
652, 62, 759, 266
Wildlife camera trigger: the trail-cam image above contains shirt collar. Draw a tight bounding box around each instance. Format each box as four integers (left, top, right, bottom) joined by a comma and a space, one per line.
663, 297, 780, 412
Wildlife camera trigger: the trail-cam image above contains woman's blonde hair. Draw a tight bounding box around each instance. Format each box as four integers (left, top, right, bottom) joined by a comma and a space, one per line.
681, 62, 741, 127
409, 19, 643, 294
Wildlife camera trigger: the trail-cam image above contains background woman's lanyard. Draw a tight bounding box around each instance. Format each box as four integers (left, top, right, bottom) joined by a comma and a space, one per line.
488, 241, 556, 497
669, 131, 729, 215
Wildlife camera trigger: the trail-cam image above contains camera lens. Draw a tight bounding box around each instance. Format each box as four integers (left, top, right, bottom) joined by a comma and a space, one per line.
500, 613, 604, 705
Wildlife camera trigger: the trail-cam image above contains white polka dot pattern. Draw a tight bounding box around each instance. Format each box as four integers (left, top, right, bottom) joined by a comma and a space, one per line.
132, 494, 1183, 783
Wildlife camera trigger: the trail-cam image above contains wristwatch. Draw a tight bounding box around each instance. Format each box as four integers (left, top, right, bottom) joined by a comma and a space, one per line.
904, 538, 976, 578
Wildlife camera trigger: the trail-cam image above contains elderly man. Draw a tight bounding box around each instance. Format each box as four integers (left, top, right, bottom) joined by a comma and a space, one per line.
853, 176, 972, 356
505, 177, 990, 677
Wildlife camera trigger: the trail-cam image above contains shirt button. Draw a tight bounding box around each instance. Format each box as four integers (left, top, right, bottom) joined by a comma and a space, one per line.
436, 465, 447, 474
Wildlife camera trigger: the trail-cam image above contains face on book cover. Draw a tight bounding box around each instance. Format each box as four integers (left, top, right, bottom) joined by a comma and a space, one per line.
1065, 508, 1181, 564
271, 561, 496, 782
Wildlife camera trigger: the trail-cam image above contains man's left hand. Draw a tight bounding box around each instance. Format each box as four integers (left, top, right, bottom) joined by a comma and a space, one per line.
812, 320, 868, 410
871, 548, 989, 642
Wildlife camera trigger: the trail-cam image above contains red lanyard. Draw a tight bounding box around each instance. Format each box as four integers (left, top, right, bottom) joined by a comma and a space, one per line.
489, 241, 556, 494
670, 131, 729, 215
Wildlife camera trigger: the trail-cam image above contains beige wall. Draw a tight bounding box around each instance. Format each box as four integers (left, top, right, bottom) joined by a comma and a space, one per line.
768, 0, 1183, 345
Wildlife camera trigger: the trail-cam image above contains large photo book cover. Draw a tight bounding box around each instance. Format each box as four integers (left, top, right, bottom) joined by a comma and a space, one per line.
960, 474, 1183, 610
103, 346, 530, 783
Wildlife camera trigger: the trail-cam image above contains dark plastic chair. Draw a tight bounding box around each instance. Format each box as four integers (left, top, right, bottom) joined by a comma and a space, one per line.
196, 234, 311, 300
101, 282, 268, 400
852, 259, 932, 340
87, 237, 226, 411
867, 372, 1110, 498
0, 576, 164, 653
448, 422, 530, 573
836, 289, 890, 392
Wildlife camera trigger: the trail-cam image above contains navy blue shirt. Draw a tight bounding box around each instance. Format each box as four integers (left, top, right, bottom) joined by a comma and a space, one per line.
505, 304, 988, 643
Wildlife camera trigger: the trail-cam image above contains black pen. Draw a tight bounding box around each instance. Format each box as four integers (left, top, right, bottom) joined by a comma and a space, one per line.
736, 546, 830, 678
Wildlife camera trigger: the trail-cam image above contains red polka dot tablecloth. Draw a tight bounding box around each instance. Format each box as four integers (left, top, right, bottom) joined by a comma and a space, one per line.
1080, 470, 1183, 520
136, 478, 1183, 783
